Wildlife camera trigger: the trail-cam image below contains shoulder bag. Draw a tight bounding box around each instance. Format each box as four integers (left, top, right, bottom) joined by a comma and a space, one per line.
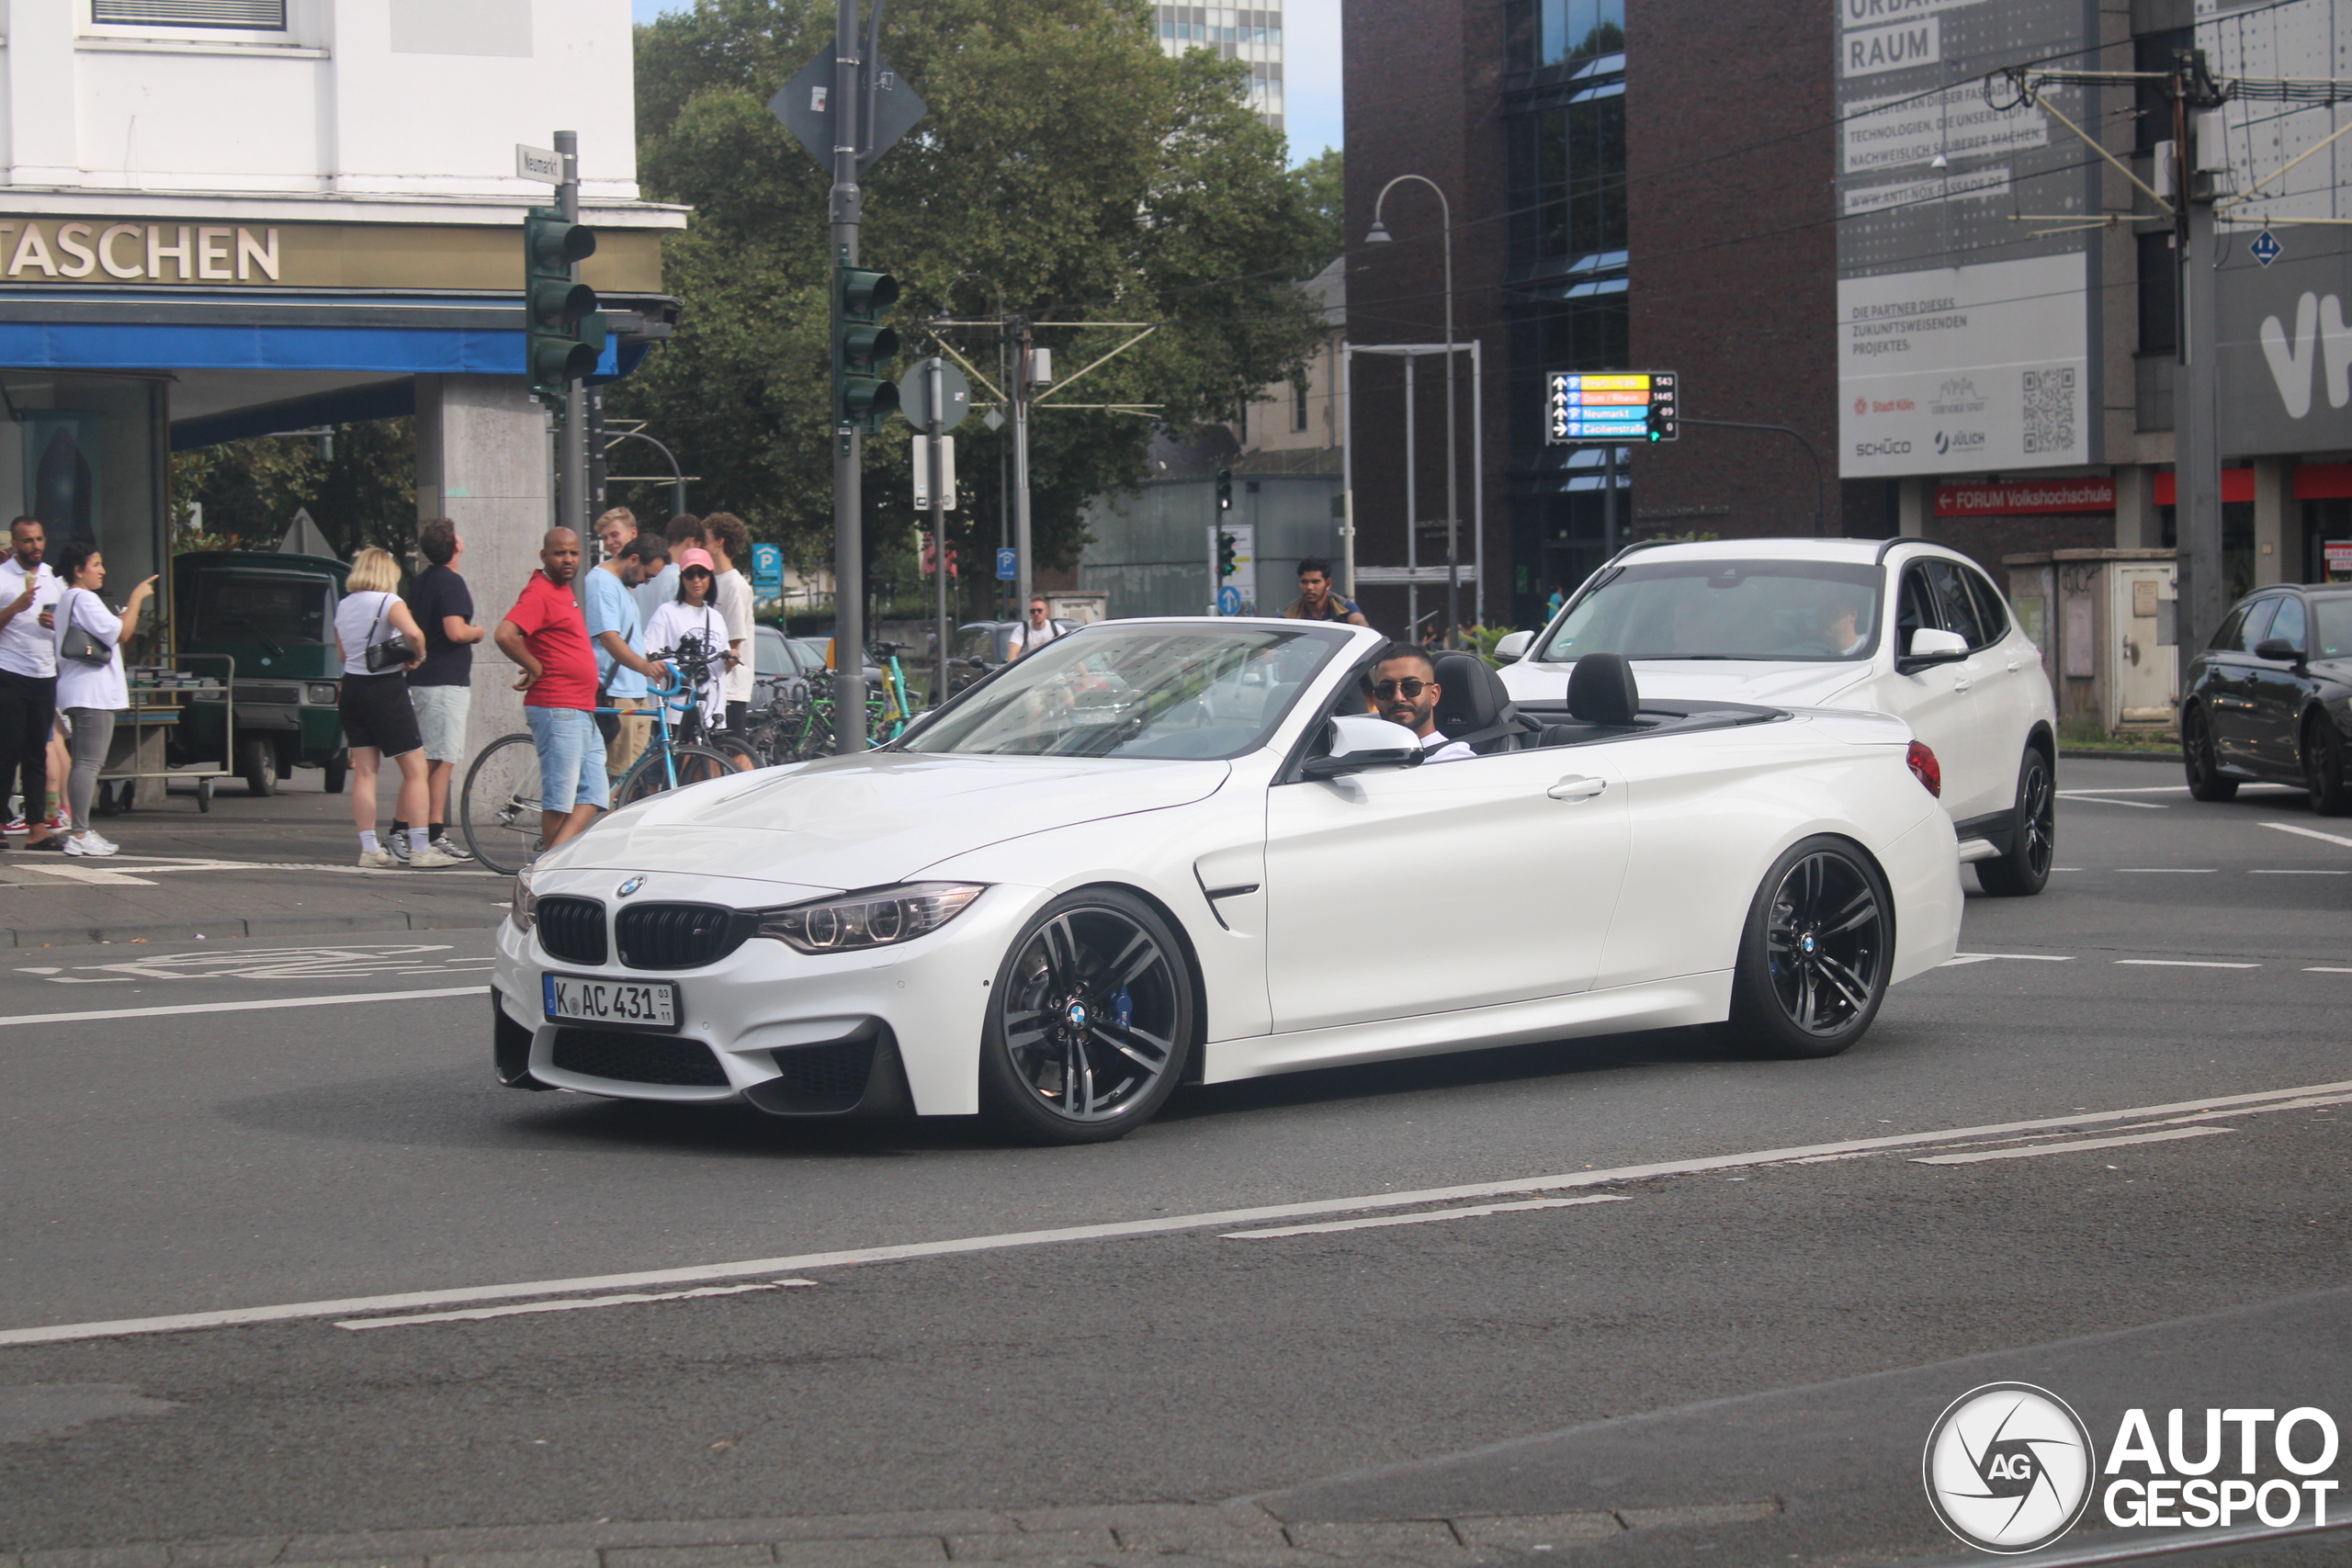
361, 592, 415, 673
58, 589, 111, 668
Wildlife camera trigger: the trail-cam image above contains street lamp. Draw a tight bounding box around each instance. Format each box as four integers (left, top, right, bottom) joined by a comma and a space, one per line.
1366, 175, 1460, 644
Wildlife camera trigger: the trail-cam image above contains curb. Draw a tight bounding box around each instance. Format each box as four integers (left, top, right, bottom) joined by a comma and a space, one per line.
1, 908, 501, 948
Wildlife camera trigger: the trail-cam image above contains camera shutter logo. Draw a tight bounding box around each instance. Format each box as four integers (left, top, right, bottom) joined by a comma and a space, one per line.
1923, 1382, 2096, 1553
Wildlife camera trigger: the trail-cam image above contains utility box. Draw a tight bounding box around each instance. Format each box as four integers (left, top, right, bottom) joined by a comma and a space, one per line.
2004, 548, 2178, 737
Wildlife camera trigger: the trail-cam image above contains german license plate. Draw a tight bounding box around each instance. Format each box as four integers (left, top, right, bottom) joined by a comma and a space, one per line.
542, 974, 678, 1030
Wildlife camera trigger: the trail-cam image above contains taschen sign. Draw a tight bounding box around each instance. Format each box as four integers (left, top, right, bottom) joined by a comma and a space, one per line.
1934, 478, 2116, 516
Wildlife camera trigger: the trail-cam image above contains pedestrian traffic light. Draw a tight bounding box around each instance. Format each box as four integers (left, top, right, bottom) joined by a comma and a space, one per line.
1216, 468, 1234, 511
835, 261, 901, 433
1644, 403, 1677, 443
1217, 529, 1238, 578
524, 208, 605, 400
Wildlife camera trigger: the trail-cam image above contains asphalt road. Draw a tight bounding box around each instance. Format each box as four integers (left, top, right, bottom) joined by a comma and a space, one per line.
3, 756, 2347, 1567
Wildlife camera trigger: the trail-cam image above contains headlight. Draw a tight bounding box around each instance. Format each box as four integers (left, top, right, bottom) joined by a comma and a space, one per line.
755, 882, 985, 953
511, 863, 537, 931
307, 682, 341, 705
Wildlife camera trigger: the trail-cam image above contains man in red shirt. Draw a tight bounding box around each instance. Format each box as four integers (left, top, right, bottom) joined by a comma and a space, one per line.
493, 527, 606, 852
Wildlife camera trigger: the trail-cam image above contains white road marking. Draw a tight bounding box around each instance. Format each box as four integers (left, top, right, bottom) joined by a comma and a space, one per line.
2261, 821, 2352, 850
22, 865, 155, 886
2055, 785, 2193, 795
1912, 1127, 2233, 1165
2306, 967, 2352, 974
9, 1077, 2352, 1348
1221, 1195, 1631, 1239
1940, 953, 2075, 967
0, 985, 484, 1029
2057, 796, 2168, 809
335, 1280, 815, 1330
2115, 959, 2260, 968
36, 942, 486, 985
82, 855, 502, 880
2252, 869, 2350, 875
2114, 868, 2218, 874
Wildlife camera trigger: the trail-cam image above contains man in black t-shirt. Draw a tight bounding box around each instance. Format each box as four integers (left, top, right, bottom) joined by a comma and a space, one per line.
404, 518, 484, 861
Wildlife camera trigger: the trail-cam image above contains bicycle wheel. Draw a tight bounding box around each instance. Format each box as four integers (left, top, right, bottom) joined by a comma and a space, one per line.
705, 730, 764, 773
613, 742, 737, 807
458, 732, 543, 876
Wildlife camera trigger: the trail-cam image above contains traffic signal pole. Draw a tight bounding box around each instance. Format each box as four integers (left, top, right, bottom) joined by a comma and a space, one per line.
2174, 62, 2227, 690
830, 0, 866, 750
556, 130, 586, 541
928, 355, 950, 707
1012, 318, 1034, 622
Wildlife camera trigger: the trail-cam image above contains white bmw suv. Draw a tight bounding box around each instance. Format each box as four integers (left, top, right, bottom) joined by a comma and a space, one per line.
1497, 538, 2060, 896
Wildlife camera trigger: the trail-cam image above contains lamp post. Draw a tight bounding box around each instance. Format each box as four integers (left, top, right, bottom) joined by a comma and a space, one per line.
1366, 174, 1459, 645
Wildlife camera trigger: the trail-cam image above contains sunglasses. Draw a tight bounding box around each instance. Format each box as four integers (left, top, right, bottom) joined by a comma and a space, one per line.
1370, 678, 1433, 699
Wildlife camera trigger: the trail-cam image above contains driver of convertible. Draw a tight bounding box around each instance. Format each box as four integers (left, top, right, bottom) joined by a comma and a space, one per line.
1370, 644, 1476, 763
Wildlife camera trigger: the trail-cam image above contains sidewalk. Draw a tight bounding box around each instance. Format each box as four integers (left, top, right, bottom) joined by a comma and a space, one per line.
0, 769, 508, 948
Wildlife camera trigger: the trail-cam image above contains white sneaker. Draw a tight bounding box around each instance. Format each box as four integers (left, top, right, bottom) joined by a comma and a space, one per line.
356, 848, 395, 868
408, 845, 458, 869
63, 831, 117, 857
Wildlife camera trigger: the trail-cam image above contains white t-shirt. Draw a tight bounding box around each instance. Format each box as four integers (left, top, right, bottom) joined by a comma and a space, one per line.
1011, 618, 1061, 657
1419, 729, 1476, 765
333, 590, 404, 678
51, 587, 125, 711
0, 558, 62, 679
642, 600, 728, 729
715, 569, 754, 704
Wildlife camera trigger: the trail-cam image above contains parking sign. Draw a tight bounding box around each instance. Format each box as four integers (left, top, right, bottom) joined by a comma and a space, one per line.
996, 547, 1017, 581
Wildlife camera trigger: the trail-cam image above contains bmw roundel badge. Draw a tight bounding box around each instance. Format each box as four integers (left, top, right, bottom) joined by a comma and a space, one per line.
616, 876, 645, 897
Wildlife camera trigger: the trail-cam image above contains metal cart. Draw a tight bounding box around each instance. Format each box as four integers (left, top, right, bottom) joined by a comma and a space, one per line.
98, 654, 235, 815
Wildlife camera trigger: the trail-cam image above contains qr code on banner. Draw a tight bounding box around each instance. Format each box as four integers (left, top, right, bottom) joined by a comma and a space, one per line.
2022, 367, 2076, 454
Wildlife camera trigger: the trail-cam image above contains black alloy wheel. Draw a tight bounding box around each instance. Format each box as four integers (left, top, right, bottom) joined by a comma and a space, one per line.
1726, 835, 1893, 1060
2305, 717, 2351, 817
2183, 705, 2239, 802
1976, 746, 2055, 897
979, 888, 1195, 1144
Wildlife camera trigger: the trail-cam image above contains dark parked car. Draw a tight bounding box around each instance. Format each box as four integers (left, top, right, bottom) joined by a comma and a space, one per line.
944, 618, 1083, 695
2181, 585, 2352, 812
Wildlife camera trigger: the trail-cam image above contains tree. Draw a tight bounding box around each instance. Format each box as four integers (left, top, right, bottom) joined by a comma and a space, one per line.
615, 0, 1330, 592
1294, 147, 1344, 269
170, 420, 417, 559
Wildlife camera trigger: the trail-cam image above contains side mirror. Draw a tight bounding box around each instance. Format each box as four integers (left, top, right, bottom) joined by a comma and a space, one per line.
1299, 714, 1426, 780
2254, 637, 2303, 663
1898, 626, 1970, 674
1495, 630, 1534, 661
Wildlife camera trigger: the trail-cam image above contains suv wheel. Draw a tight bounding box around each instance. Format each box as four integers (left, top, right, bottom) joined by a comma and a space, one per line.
1975, 746, 2055, 897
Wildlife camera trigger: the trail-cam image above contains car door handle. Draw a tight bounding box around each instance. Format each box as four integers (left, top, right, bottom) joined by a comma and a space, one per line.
1952, 676, 1971, 693
2006, 655, 2021, 671
1547, 776, 1607, 800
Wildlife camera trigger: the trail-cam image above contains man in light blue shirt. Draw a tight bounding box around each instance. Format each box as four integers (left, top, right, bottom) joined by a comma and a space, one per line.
584, 537, 670, 775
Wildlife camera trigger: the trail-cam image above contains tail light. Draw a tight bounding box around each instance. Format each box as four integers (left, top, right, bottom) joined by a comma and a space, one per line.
1906, 739, 1942, 798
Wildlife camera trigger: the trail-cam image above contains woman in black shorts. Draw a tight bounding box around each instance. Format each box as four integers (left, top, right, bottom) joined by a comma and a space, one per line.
333, 548, 455, 868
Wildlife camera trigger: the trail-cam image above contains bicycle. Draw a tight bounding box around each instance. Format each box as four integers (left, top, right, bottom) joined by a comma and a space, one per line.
458, 639, 736, 875
867, 641, 918, 745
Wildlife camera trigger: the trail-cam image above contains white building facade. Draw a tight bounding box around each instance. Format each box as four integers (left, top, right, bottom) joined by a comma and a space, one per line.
0, 0, 682, 756
1153, 5, 1283, 130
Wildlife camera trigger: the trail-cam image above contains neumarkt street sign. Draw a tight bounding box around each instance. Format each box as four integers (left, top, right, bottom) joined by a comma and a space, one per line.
1544, 369, 1679, 444
770, 43, 927, 175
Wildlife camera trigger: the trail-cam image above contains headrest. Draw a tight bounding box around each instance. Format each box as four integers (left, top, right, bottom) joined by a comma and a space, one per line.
1432, 651, 1510, 738
1566, 652, 1639, 725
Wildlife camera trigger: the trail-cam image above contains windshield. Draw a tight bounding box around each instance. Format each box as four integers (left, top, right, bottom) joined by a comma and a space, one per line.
903, 624, 1345, 761
2314, 596, 2352, 659
189, 574, 331, 644
1535, 558, 1885, 663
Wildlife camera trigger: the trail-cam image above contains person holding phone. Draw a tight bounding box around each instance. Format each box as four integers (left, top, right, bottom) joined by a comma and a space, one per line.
48, 543, 154, 857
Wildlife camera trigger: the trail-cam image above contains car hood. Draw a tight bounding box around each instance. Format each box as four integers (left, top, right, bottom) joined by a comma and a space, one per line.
1498, 659, 1873, 710
543, 752, 1232, 892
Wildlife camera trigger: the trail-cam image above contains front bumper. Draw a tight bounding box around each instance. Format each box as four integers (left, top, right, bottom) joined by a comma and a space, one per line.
490, 868, 1037, 1118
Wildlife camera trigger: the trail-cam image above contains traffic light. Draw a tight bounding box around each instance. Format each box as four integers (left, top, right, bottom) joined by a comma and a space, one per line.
524, 208, 605, 400
1217, 530, 1238, 578
834, 261, 901, 432
1645, 403, 1677, 443
1215, 468, 1234, 511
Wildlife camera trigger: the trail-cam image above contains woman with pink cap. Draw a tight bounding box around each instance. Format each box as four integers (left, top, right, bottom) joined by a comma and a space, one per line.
640, 547, 731, 738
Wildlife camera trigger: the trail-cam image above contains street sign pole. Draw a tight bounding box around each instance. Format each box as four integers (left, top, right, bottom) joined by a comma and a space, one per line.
829, 0, 866, 750
1012, 319, 1035, 624
929, 355, 949, 707
555, 130, 586, 544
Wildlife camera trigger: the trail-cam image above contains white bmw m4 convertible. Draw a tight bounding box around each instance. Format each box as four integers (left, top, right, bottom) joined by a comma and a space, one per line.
492, 618, 1962, 1144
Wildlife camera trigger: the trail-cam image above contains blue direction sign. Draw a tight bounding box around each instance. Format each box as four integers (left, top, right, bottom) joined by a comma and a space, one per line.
751, 541, 784, 597
996, 547, 1018, 581
1545, 369, 1679, 445
2251, 229, 2283, 267
1217, 585, 1244, 615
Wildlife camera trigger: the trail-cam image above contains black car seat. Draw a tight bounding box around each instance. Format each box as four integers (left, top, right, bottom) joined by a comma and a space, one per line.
1431, 652, 1534, 753
1535, 652, 1644, 747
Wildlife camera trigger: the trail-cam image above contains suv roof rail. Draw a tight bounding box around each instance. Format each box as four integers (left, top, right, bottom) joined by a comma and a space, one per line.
1875, 536, 1931, 564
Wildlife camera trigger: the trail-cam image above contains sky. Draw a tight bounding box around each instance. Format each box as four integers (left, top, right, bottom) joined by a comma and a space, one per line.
626, 0, 1341, 165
